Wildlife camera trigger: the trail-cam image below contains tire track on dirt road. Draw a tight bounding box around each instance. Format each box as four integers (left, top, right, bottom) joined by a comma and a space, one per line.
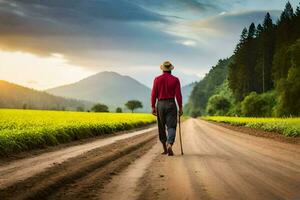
96, 142, 160, 200
0, 128, 157, 200
0, 126, 156, 189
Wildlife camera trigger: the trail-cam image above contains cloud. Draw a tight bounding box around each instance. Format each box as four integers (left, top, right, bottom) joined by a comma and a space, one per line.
129, 0, 236, 19
0, 0, 168, 38
0, 0, 202, 69
191, 10, 282, 33
163, 9, 283, 69
180, 40, 198, 47
3, 0, 166, 22
0, 50, 94, 89
143, 0, 221, 11
1, 0, 297, 88
184, 10, 282, 48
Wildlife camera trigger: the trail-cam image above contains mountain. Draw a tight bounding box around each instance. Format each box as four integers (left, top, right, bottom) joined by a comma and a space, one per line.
0, 80, 93, 111
181, 82, 197, 105
185, 58, 232, 116
46, 71, 152, 112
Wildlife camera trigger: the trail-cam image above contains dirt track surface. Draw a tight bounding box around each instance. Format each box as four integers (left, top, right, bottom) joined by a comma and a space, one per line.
1, 119, 299, 200
0, 126, 155, 189
139, 119, 300, 200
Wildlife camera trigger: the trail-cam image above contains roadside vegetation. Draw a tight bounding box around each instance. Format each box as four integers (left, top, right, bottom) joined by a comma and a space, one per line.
203, 116, 300, 137
186, 2, 300, 118
0, 109, 156, 156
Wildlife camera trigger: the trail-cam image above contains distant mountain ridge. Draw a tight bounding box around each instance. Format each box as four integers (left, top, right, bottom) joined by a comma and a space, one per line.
46, 71, 196, 112
46, 71, 152, 112
0, 72, 195, 112
0, 80, 92, 110
182, 82, 197, 105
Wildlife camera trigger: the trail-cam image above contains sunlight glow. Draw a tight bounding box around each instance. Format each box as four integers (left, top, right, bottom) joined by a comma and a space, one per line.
0, 50, 94, 90
180, 40, 197, 47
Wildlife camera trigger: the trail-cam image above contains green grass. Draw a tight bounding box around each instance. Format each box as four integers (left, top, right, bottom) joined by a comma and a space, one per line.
202, 116, 300, 137
0, 109, 156, 155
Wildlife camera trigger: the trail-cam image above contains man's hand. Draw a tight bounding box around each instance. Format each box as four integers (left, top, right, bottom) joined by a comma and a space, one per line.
152, 108, 157, 116
179, 108, 183, 116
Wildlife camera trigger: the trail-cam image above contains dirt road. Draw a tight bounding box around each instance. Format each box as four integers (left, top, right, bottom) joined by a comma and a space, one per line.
0, 126, 156, 189
1, 118, 299, 200
139, 119, 300, 200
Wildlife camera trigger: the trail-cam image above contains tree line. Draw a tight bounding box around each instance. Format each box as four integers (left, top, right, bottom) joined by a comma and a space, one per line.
91, 100, 143, 113
229, 1, 300, 116
187, 1, 300, 117
185, 58, 230, 117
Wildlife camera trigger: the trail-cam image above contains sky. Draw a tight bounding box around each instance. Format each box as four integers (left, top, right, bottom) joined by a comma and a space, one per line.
0, 0, 299, 89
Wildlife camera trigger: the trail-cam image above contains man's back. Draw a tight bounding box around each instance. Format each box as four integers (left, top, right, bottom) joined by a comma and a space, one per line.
151, 72, 182, 109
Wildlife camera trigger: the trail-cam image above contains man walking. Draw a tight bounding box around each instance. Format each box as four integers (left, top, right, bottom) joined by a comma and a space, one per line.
151, 61, 183, 156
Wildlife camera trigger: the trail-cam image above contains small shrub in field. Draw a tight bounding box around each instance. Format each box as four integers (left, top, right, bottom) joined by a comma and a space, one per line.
92, 103, 109, 112
116, 107, 123, 113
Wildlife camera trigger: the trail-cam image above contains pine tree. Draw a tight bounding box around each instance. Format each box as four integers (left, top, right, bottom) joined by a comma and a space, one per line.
263, 13, 273, 31
293, 4, 300, 39
296, 5, 300, 16
277, 2, 295, 44
247, 23, 256, 39
261, 13, 275, 91
246, 23, 259, 92
241, 28, 248, 40
234, 28, 248, 53
256, 24, 263, 37
230, 28, 249, 100
229, 23, 259, 99
273, 2, 295, 83
280, 1, 294, 21
297, 3, 300, 15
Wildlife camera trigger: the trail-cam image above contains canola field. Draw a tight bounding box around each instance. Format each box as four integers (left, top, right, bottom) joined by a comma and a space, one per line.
203, 116, 300, 137
0, 109, 156, 155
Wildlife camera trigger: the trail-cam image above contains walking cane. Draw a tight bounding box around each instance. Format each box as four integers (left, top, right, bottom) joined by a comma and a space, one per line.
178, 115, 184, 155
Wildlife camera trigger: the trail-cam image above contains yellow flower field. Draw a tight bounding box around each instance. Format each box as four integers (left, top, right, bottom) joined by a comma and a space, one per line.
202, 116, 300, 137
0, 109, 156, 155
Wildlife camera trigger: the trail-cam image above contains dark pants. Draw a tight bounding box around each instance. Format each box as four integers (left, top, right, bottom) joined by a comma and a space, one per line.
157, 99, 177, 145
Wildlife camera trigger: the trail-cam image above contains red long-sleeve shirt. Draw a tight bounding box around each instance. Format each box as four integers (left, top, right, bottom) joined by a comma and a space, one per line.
151, 72, 182, 109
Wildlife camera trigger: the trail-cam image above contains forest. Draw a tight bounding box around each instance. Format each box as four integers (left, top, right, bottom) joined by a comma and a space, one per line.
186, 1, 300, 117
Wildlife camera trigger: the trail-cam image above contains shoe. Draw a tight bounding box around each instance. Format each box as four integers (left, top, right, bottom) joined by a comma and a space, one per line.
161, 143, 167, 155
167, 144, 174, 156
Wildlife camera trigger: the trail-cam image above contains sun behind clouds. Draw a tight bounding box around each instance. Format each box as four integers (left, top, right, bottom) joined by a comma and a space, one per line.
0, 50, 93, 90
